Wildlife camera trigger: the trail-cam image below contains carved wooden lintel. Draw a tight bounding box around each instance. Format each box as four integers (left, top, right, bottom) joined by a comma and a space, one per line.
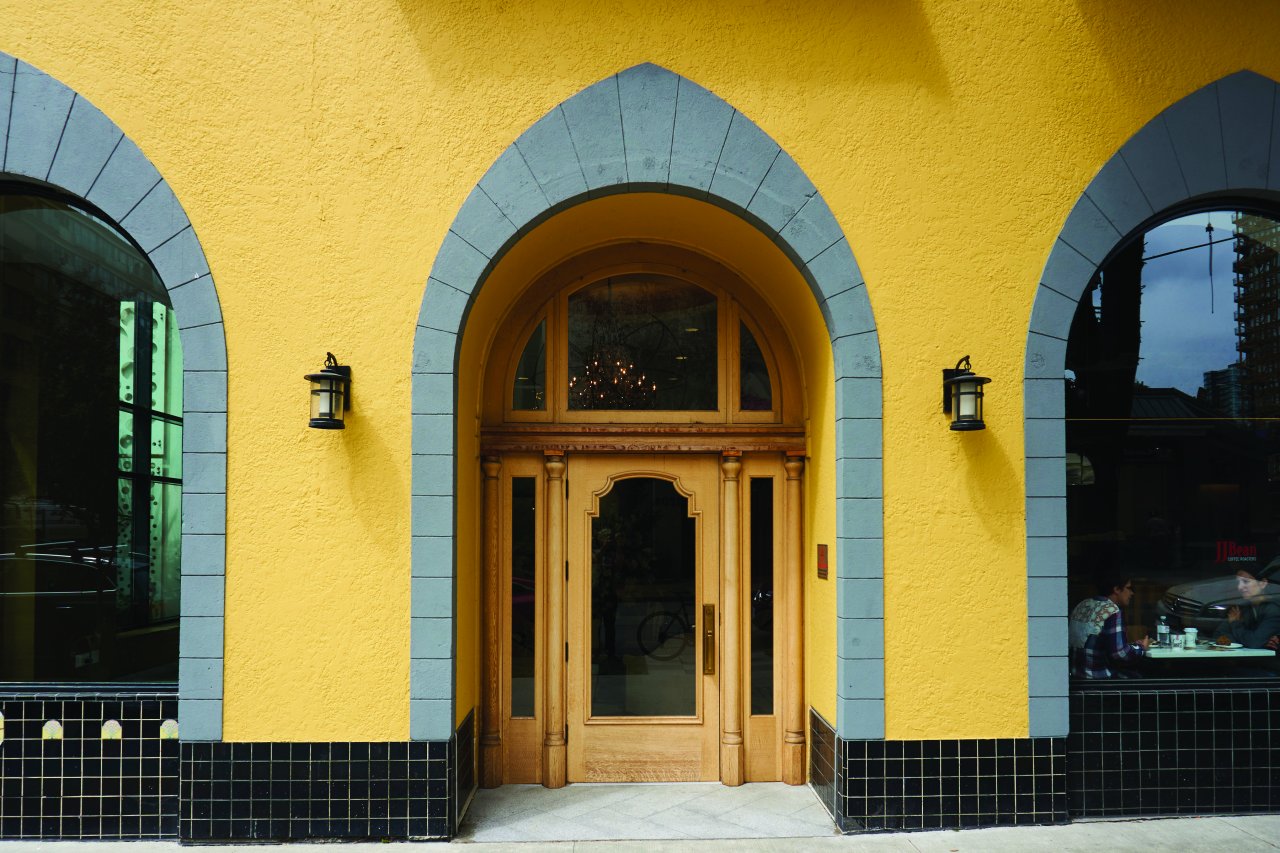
484, 425, 804, 455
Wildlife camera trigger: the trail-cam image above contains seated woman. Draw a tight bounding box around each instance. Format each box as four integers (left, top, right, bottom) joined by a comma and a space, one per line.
1213, 567, 1280, 649
1069, 569, 1150, 678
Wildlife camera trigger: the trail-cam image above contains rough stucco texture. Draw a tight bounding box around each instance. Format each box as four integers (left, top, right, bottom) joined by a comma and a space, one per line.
4, 0, 1280, 740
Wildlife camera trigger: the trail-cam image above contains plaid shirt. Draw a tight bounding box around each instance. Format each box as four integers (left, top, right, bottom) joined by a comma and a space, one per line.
1069, 596, 1144, 678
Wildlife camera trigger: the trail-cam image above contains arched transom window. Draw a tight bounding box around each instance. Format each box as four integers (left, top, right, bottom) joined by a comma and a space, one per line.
482, 244, 802, 450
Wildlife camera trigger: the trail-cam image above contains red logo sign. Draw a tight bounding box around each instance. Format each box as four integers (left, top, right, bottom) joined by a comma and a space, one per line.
1214, 540, 1257, 564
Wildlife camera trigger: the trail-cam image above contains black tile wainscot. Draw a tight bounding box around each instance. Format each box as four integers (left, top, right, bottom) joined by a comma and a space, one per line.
179, 711, 475, 842
808, 709, 838, 820
180, 741, 449, 841
453, 710, 476, 829
1069, 682, 1280, 818
838, 737, 1067, 831
0, 691, 179, 840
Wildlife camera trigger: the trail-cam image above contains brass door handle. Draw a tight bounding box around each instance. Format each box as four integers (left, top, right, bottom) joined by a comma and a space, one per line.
703, 604, 715, 675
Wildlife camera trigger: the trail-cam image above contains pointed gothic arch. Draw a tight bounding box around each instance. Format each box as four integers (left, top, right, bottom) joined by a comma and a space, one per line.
410, 63, 884, 741
1023, 69, 1280, 736
0, 53, 227, 739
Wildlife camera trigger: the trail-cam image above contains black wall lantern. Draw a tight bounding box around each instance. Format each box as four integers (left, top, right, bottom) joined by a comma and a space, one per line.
942, 355, 990, 431
305, 352, 352, 429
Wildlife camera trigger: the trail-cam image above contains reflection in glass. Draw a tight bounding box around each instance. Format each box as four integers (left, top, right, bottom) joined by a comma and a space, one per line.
749, 478, 774, 714
149, 482, 181, 621
1066, 209, 1280, 678
568, 276, 717, 411
740, 322, 772, 411
511, 477, 537, 716
0, 189, 181, 683
512, 320, 546, 411
591, 477, 696, 717
152, 302, 183, 415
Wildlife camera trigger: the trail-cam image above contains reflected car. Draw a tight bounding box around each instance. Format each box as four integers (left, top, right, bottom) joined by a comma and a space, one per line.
1156, 559, 1280, 632
0, 550, 117, 679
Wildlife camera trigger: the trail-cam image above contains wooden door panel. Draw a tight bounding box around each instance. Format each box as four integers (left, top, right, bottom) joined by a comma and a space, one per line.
566, 454, 720, 782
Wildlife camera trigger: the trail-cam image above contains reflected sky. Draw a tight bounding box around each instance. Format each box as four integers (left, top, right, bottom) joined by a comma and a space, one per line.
1123, 211, 1240, 395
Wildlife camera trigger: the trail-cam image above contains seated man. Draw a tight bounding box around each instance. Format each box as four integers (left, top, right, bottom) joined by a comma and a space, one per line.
1069, 570, 1150, 678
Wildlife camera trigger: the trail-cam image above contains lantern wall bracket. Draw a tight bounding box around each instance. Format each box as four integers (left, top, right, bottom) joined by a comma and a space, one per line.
941, 355, 973, 414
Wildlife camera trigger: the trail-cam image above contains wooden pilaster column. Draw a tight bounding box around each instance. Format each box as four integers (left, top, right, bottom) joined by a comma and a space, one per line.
479, 456, 502, 787
542, 452, 567, 788
720, 451, 744, 786
782, 452, 807, 784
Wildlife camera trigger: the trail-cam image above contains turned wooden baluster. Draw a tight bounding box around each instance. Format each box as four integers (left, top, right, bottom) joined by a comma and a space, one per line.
479, 456, 502, 787
782, 452, 807, 784
542, 452, 567, 788
720, 452, 744, 786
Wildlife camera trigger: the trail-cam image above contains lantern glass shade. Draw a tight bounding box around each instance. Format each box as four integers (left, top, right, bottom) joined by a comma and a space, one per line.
946, 372, 990, 431
305, 364, 350, 429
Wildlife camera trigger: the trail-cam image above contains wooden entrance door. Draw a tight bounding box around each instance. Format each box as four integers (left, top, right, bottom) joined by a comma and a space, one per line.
566, 454, 721, 781
479, 450, 805, 789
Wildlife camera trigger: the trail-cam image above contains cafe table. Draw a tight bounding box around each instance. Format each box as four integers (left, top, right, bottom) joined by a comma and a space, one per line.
1147, 643, 1275, 659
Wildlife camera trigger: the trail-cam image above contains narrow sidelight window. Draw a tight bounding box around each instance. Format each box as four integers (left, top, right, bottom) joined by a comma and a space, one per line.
510, 477, 537, 716
750, 477, 774, 715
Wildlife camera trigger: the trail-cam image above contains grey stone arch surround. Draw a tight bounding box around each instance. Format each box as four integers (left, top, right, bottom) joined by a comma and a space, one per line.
0, 54, 227, 739
411, 63, 886, 741
1025, 69, 1280, 736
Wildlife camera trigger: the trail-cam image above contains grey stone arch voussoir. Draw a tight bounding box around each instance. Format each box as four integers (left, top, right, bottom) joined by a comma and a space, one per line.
0, 54, 227, 739
1024, 69, 1280, 736
411, 63, 886, 742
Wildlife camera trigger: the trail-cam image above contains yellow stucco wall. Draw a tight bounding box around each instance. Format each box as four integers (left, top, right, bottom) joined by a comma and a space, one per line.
4, 1, 1280, 741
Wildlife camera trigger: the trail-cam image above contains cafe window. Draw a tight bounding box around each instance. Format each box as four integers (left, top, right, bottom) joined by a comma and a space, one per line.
1066, 209, 1280, 680
0, 185, 181, 684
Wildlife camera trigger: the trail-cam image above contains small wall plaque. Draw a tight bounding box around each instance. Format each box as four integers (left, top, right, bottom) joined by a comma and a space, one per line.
817, 543, 829, 580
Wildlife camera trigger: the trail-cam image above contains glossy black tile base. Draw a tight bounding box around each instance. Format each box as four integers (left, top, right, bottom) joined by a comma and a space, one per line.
0, 692, 179, 839
837, 736, 1068, 831
453, 710, 476, 827
1069, 683, 1280, 817
808, 709, 838, 819
178, 711, 474, 841
179, 740, 449, 841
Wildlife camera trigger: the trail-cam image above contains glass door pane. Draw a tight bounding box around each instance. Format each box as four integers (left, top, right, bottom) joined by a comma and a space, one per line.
590, 477, 696, 717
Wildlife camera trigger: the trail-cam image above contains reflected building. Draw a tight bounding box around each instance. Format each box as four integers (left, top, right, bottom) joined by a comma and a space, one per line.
1233, 213, 1280, 416
1201, 362, 1251, 418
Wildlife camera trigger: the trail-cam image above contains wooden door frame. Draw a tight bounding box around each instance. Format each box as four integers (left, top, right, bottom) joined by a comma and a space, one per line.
479, 447, 806, 788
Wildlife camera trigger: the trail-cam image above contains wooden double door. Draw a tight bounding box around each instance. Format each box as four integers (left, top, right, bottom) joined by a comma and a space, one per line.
479, 451, 806, 788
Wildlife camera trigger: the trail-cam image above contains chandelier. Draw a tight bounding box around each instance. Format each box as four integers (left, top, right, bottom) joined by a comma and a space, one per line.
569, 281, 657, 409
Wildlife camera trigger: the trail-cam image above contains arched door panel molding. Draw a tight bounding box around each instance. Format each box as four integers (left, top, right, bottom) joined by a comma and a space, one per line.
0, 53, 227, 740
411, 63, 884, 742
1024, 69, 1280, 738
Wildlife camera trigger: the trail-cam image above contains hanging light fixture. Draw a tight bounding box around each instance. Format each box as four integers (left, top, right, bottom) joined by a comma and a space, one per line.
568, 278, 657, 410
942, 355, 991, 431
304, 352, 352, 429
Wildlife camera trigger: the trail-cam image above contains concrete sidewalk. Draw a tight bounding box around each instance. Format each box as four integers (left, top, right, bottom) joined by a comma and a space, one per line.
0, 815, 1278, 851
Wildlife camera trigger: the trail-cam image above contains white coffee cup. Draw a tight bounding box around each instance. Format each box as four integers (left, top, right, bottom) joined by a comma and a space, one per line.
1171, 633, 1185, 651
1184, 627, 1198, 647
